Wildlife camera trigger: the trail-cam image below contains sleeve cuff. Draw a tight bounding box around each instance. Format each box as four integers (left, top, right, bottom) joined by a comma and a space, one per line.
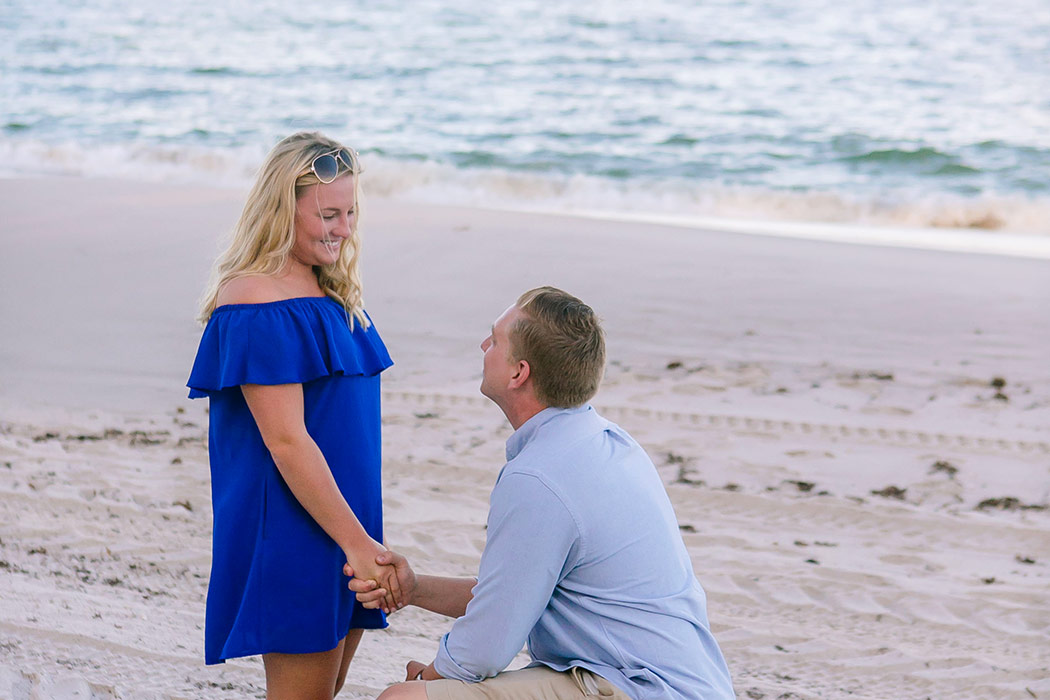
433, 633, 485, 683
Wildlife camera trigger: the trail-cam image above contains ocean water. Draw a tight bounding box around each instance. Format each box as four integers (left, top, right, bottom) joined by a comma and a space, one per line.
2, 0, 1049, 233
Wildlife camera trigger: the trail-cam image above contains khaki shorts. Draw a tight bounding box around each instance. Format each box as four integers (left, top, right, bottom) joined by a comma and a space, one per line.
425, 666, 630, 700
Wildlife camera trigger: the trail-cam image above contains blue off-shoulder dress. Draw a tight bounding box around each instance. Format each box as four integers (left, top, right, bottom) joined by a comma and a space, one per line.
186, 296, 393, 665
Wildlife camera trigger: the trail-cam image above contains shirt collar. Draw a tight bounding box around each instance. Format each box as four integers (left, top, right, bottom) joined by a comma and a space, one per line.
505, 404, 593, 461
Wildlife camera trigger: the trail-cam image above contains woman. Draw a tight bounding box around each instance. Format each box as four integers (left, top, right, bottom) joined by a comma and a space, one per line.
187, 132, 401, 698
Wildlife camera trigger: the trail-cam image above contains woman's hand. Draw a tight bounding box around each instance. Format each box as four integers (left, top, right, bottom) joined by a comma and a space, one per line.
344, 549, 417, 613
344, 539, 403, 612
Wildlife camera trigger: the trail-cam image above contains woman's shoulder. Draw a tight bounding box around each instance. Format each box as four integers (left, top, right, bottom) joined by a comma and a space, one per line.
188, 283, 392, 398
216, 275, 286, 307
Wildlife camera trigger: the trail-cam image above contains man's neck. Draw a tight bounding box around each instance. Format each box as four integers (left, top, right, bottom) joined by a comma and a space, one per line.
501, 399, 548, 431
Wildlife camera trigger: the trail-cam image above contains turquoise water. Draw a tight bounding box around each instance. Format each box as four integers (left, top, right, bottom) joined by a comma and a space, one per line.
2, 0, 1049, 231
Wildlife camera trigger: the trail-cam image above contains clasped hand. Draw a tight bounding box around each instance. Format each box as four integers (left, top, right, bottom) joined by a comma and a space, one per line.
343, 539, 405, 613
343, 548, 416, 615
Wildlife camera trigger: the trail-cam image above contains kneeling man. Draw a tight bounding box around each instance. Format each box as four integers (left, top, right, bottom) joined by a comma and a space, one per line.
350, 287, 734, 699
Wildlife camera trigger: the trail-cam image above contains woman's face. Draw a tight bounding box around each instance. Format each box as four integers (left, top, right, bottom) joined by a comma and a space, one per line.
291, 175, 356, 268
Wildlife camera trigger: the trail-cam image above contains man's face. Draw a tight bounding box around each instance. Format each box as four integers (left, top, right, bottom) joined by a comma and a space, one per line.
480, 304, 524, 404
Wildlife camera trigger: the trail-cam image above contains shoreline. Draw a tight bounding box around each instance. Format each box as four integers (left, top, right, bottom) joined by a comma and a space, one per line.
5, 173, 1050, 256
556, 207, 1050, 260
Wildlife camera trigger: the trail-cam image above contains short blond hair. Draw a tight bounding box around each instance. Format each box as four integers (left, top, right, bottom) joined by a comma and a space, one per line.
510, 287, 605, 408
197, 132, 367, 326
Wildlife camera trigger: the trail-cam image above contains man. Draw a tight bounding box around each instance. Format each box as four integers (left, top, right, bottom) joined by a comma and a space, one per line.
348, 287, 734, 699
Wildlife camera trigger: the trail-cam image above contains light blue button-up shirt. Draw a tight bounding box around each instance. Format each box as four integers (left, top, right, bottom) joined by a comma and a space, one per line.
433, 405, 734, 700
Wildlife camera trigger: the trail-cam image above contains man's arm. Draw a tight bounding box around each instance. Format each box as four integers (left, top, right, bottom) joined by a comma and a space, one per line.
352, 473, 579, 682
348, 551, 476, 618
433, 472, 579, 682
411, 574, 476, 618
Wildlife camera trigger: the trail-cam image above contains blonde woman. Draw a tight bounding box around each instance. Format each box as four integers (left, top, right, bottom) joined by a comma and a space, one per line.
188, 132, 401, 698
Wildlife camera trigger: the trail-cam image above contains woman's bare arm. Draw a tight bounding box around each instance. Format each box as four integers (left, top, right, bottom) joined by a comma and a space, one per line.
242, 382, 402, 611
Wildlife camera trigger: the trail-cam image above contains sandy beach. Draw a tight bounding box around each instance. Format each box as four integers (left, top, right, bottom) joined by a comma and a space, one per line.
1, 176, 1048, 699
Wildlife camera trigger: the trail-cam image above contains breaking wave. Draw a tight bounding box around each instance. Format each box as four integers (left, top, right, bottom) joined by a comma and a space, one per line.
2, 137, 1048, 236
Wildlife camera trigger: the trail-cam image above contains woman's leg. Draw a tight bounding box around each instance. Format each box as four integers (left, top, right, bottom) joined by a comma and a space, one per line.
333, 629, 364, 696
263, 633, 353, 700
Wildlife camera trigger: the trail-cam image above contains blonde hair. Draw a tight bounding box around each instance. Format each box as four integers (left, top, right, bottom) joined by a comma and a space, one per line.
511, 286, 606, 408
197, 131, 368, 327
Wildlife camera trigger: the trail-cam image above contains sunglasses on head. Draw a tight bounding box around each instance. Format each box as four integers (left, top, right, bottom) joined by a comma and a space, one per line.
309, 147, 358, 184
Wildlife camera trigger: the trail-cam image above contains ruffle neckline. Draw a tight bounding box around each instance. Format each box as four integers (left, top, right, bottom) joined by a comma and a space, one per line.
187, 297, 392, 398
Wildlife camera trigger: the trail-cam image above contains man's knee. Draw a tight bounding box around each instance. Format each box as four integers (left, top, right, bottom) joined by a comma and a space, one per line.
377, 681, 428, 700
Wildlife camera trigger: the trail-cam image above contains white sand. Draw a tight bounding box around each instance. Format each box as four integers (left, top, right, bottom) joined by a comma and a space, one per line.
1, 177, 1048, 699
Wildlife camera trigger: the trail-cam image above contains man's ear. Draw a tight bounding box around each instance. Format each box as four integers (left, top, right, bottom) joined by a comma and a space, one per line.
509, 360, 531, 389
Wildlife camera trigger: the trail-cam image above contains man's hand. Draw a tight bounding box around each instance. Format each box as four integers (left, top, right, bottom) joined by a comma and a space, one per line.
343, 539, 403, 613
405, 660, 442, 681
344, 549, 417, 613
